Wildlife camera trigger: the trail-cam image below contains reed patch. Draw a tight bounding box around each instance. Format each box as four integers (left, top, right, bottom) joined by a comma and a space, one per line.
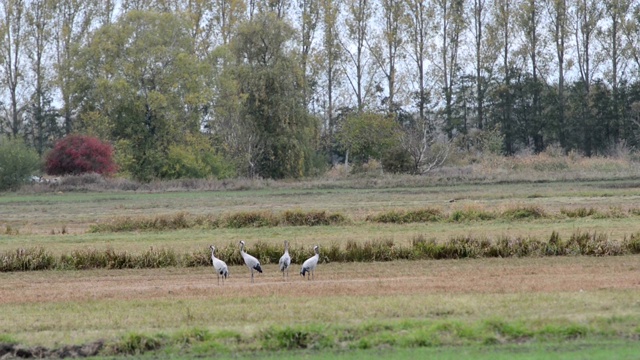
88, 210, 348, 233
3, 231, 640, 272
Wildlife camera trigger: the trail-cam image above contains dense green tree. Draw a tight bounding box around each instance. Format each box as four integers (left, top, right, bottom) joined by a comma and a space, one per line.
72, 11, 213, 181
335, 111, 400, 166
0, 137, 41, 191
227, 12, 320, 179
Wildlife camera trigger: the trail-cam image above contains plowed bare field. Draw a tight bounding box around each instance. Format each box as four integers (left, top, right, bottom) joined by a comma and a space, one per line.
3, 257, 639, 305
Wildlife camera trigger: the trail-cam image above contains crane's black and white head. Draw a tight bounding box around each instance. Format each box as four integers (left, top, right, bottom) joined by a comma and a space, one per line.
314, 245, 319, 253
210, 245, 215, 252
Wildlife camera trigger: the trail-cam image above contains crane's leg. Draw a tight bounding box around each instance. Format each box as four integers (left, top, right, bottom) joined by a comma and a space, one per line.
251, 269, 254, 283
217, 274, 220, 286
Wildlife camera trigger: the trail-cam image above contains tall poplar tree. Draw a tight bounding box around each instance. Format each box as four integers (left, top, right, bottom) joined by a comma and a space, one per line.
342, 0, 375, 112
0, 0, 26, 138
229, 12, 319, 178
433, 0, 465, 138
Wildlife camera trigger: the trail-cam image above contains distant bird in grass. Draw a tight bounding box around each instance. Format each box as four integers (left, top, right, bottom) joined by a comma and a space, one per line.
239, 240, 262, 283
300, 245, 319, 280
278, 240, 291, 281
209, 245, 228, 285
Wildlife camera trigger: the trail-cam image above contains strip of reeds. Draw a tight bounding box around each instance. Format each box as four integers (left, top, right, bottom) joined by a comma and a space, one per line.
86, 206, 640, 234
88, 210, 349, 233
3, 231, 640, 272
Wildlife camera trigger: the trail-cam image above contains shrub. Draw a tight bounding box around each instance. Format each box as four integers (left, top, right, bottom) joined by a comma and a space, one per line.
45, 134, 117, 176
0, 247, 55, 271
501, 206, 546, 220
368, 208, 443, 224
112, 333, 164, 355
0, 137, 42, 191
282, 210, 348, 226
560, 207, 597, 218
159, 135, 235, 180
449, 208, 496, 222
224, 211, 278, 228
381, 145, 414, 174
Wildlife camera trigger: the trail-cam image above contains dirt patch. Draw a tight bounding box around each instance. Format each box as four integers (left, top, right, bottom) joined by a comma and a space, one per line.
1, 256, 639, 305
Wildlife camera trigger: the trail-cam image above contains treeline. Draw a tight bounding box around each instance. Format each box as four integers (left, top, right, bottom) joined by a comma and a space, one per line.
1, 0, 640, 180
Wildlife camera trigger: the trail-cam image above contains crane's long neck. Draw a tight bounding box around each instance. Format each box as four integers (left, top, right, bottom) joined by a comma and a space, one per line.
285, 242, 289, 253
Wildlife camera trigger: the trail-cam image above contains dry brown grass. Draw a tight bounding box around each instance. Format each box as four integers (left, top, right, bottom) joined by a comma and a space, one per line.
2, 256, 640, 347
2, 257, 638, 306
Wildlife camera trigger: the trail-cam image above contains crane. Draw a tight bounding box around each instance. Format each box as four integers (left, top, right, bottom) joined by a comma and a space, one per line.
239, 240, 262, 283
209, 245, 228, 285
300, 245, 319, 280
278, 240, 291, 281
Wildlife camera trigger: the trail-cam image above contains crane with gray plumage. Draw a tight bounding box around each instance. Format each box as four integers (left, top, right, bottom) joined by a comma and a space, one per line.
300, 245, 319, 280
278, 240, 291, 281
239, 240, 262, 283
209, 245, 228, 285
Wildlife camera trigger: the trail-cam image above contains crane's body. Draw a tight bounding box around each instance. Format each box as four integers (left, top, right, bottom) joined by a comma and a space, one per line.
278, 240, 291, 280
210, 245, 228, 285
239, 241, 262, 283
300, 245, 319, 280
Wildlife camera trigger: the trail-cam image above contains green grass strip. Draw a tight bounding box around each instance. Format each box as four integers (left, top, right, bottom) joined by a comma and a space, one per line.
2, 317, 638, 358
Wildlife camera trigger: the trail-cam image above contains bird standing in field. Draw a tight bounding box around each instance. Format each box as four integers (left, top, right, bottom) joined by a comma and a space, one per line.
300, 245, 319, 280
239, 240, 262, 283
278, 240, 291, 281
209, 245, 228, 285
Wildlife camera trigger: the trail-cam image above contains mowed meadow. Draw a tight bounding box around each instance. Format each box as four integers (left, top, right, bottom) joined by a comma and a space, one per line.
2, 172, 640, 359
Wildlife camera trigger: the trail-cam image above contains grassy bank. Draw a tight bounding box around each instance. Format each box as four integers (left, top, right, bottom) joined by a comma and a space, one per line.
2, 317, 640, 359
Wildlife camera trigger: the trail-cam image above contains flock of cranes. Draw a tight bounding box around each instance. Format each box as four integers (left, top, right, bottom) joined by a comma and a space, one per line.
209, 240, 320, 284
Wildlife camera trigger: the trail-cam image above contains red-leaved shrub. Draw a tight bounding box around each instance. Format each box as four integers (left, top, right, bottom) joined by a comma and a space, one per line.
45, 135, 117, 176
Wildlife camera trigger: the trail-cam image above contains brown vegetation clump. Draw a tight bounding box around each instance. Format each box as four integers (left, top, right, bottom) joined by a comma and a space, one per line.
3, 231, 640, 272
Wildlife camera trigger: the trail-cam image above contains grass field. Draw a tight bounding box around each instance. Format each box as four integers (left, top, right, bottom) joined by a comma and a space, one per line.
1, 177, 640, 358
